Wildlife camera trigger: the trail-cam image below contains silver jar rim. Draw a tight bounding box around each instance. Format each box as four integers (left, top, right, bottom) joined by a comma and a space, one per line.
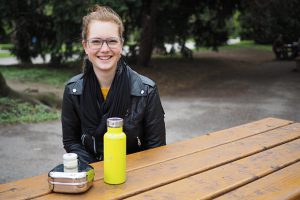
107, 117, 123, 128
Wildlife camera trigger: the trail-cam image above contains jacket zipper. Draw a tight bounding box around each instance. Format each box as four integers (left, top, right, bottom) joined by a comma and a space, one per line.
81, 134, 86, 145
137, 136, 141, 147
92, 136, 97, 154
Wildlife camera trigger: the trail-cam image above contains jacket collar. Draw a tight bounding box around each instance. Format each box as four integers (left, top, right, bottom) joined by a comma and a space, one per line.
126, 66, 147, 96
67, 64, 147, 97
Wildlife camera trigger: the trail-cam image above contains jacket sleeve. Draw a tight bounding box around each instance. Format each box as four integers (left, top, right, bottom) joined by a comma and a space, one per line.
61, 86, 97, 163
143, 86, 166, 149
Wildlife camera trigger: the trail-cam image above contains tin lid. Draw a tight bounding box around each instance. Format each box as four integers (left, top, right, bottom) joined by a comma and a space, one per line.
63, 153, 78, 161
107, 117, 123, 128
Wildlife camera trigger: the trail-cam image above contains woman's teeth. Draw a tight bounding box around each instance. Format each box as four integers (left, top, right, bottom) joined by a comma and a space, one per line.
98, 56, 112, 60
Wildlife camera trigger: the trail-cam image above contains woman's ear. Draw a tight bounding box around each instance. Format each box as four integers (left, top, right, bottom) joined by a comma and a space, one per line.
82, 40, 89, 55
120, 37, 124, 48
121, 38, 125, 55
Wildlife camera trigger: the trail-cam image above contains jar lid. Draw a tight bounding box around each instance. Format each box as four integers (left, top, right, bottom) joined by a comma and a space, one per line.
107, 117, 123, 128
63, 153, 78, 160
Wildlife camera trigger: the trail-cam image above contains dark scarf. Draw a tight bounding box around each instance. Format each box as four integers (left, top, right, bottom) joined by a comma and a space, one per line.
80, 58, 130, 160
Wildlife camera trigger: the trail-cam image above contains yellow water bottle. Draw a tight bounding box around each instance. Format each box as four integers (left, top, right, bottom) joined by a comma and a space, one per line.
104, 117, 126, 184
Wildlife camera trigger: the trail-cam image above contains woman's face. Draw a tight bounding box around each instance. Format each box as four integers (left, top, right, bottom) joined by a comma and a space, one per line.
83, 20, 122, 74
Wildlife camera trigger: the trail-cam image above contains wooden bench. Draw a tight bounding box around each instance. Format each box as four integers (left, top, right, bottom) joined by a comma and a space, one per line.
1, 117, 299, 199
273, 39, 299, 60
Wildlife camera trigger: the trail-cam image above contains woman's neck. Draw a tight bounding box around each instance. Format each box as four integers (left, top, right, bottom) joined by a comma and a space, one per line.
93, 66, 117, 88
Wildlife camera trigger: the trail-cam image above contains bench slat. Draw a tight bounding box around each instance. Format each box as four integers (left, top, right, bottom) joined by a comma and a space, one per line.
92, 117, 293, 180
36, 123, 300, 200
126, 140, 300, 200
0, 174, 50, 200
216, 162, 300, 200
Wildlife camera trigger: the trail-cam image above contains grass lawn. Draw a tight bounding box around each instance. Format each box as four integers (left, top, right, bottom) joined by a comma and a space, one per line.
0, 63, 79, 124
0, 44, 13, 57
0, 51, 12, 58
193, 40, 272, 52
0, 97, 60, 124
220, 40, 272, 52
0, 65, 77, 87
0, 43, 13, 50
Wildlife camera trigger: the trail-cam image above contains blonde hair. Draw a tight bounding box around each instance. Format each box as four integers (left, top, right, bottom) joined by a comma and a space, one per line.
82, 5, 124, 40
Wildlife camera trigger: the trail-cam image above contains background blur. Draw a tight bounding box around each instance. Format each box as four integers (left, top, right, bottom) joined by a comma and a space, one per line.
0, 0, 300, 183
1, 0, 300, 66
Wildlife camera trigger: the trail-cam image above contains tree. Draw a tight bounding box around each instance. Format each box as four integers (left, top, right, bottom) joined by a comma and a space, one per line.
135, 0, 239, 65
0, 0, 49, 64
193, 0, 239, 50
137, 0, 159, 66
1, 1, 240, 66
155, 0, 239, 53
0, 72, 41, 105
239, 0, 300, 44
0, 0, 89, 64
47, 0, 90, 64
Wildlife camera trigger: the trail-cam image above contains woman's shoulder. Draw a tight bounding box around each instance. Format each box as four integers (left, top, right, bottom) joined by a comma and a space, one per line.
126, 66, 157, 96
138, 74, 155, 87
64, 73, 84, 95
66, 73, 84, 85
126, 66, 155, 87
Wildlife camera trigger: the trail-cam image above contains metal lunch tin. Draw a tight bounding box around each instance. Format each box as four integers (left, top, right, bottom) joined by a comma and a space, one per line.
48, 162, 94, 193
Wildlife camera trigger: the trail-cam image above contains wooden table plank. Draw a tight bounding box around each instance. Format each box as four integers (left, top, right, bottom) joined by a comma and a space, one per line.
216, 162, 300, 200
0, 117, 293, 200
0, 174, 50, 200
92, 117, 293, 180
35, 123, 300, 200
125, 140, 300, 200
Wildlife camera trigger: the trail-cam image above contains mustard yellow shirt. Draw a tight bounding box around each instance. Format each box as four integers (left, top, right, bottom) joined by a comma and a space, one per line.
101, 87, 110, 100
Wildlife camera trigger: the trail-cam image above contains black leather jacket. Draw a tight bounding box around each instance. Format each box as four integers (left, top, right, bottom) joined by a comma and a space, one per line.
61, 65, 166, 163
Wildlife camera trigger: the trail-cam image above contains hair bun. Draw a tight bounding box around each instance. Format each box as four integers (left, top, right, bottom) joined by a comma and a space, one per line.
89, 4, 102, 12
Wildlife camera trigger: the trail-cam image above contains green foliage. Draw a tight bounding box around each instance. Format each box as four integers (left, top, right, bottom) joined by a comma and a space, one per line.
0, 97, 60, 124
239, 0, 300, 44
0, 0, 51, 63
226, 10, 241, 39
0, 0, 240, 65
155, 0, 239, 53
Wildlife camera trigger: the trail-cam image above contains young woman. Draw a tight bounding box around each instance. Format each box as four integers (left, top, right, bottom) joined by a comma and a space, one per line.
61, 5, 166, 163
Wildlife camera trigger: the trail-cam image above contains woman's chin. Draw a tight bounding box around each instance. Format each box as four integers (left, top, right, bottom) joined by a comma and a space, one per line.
94, 62, 117, 72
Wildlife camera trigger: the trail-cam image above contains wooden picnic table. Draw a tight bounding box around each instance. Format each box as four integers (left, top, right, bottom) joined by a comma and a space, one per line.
1, 117, 300, 199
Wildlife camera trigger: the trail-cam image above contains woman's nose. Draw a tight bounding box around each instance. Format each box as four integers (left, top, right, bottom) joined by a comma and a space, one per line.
100, 41, 110, 51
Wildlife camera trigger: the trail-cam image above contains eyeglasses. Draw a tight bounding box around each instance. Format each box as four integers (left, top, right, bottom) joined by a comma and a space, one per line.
86, 37, 121, 50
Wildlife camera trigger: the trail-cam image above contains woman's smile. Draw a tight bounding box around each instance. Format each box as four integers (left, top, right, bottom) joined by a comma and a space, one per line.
97, 55, 113, 60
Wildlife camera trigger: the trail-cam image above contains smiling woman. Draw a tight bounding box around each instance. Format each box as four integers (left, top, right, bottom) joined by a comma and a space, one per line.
61, 5, 166, 164
82, 20, 122, 78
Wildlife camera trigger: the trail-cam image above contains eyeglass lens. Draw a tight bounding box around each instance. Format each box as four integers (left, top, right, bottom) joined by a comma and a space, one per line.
88, 38, 120, 49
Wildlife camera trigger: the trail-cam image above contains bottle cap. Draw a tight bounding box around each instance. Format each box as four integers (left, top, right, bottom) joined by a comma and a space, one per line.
63, 153, 78, 160
107, 117, 123, 128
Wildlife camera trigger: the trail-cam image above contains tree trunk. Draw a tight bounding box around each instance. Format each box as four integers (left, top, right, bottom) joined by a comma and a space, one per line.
137, 0, 159, 67
0, 72, 40, 104
11, 19, 32, 64
0, 72, 12, 97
